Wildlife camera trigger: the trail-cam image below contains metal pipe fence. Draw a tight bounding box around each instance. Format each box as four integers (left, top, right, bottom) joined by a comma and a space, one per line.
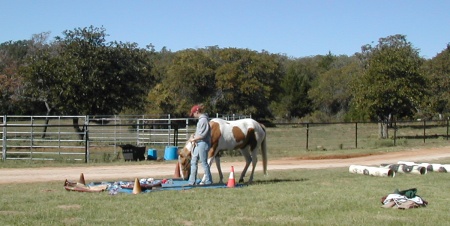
0, 114, 250, 162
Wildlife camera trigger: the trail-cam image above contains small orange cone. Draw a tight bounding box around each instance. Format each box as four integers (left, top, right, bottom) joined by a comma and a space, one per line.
174, 162, 181, 178
132, 178, 142, 194
78, 173, 86, 185
227, 166, 236, 188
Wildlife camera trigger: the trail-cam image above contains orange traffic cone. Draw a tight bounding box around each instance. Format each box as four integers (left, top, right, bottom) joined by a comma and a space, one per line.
227, 166, 236, 188
174, 162, 181, 178
78, 173, 86, 185
132, 178, 142, 194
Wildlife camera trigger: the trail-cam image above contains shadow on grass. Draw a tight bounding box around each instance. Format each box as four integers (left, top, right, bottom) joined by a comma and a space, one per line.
251, 178, 309, 185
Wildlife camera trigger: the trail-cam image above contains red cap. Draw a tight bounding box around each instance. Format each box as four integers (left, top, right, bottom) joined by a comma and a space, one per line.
190, 105, 199, 117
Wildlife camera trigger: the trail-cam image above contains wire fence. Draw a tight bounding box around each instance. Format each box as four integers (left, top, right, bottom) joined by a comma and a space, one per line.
267, 120, 449, 156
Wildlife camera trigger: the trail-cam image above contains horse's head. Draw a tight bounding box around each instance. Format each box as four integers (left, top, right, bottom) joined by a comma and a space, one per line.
178, 140, 194, 180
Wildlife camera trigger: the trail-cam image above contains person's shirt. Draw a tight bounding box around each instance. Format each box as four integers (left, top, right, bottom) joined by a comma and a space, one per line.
195, 114, 211, 145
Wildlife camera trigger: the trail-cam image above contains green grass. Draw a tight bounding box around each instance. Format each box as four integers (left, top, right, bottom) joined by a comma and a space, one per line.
1, 122, 450, 225
1, 163, 450, 226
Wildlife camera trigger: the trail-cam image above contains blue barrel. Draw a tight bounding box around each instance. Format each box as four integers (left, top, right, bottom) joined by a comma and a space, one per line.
164, 146, 178, 160
147, 149, 157, 160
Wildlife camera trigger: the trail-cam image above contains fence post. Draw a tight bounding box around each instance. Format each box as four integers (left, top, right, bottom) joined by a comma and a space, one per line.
30, 116, 35, 159
30, 116, 34, 151
355, 122, 358, 149
186, 118, 190, 141
306, 123, 309, 150
2, 115, 6, 161
136, 117, 140, 146
173, 123, 178, 146
447, 119, 449, 140
423, 120, 426, 143
85, 116, 89, 163
168, 114, 172, 146
393, 120, 397, 146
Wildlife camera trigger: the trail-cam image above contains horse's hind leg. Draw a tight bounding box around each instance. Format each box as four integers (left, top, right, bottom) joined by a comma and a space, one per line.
247, 148, 259, 183
239, 148, 252, 183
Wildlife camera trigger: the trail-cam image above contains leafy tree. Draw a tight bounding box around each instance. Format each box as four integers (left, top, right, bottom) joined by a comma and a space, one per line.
0, 39, 41, 114
147, 48, 217, 116
421, 44, 450, 119
309, 55, 361, 121
22, 26, 153, 137
214, 48, 283, 118
272, 58, 313, 119
147, 47, 283, 119
317, 51, 335, 71
351, 34, 426, 138
148, 46, 174, 82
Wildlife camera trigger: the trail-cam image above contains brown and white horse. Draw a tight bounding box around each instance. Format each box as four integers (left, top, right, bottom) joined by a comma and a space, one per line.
178, 118, 268, 184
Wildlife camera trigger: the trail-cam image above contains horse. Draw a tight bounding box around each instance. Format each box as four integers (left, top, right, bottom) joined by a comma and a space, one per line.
178, 118, 268, 184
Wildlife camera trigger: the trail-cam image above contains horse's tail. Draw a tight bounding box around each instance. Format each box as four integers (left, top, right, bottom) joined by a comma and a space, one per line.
260, 123, 268, 176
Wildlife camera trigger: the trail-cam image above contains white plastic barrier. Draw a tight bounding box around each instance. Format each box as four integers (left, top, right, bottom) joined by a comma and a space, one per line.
380, 163, 427, 175
349, 165, 395, 177
397, 161, 449, 173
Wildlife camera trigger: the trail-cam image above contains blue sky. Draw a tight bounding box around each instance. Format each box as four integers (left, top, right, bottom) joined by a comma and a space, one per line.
1, 0, 449, 59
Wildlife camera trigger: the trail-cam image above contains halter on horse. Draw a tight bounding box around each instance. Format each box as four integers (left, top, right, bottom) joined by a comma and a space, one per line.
178, 118, 268, 184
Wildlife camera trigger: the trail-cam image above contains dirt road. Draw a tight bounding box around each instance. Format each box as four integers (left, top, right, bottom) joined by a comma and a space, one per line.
1, 146, 449, 184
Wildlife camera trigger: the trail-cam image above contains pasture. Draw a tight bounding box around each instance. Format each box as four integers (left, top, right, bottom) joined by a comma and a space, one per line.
1, 164, 450, 225
1, 120, 450, 225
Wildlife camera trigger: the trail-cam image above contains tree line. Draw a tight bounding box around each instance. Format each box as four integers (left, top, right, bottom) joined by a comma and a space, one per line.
1, 26, 450, 132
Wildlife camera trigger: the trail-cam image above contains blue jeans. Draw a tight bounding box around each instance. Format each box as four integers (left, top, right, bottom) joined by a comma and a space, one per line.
188, 141, 212, 185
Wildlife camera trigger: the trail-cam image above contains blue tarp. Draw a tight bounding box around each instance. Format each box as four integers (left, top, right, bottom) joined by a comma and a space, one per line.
86, 178, 244, 195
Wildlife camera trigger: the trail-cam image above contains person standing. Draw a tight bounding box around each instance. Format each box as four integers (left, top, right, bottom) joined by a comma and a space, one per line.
188, 104, 213, 185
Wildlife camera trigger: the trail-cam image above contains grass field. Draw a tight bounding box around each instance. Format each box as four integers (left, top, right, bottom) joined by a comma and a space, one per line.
1, 163, 449, 225
1, 122, 450, 225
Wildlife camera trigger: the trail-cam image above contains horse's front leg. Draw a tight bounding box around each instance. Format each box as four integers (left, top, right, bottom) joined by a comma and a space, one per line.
214, 155, 224, 183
